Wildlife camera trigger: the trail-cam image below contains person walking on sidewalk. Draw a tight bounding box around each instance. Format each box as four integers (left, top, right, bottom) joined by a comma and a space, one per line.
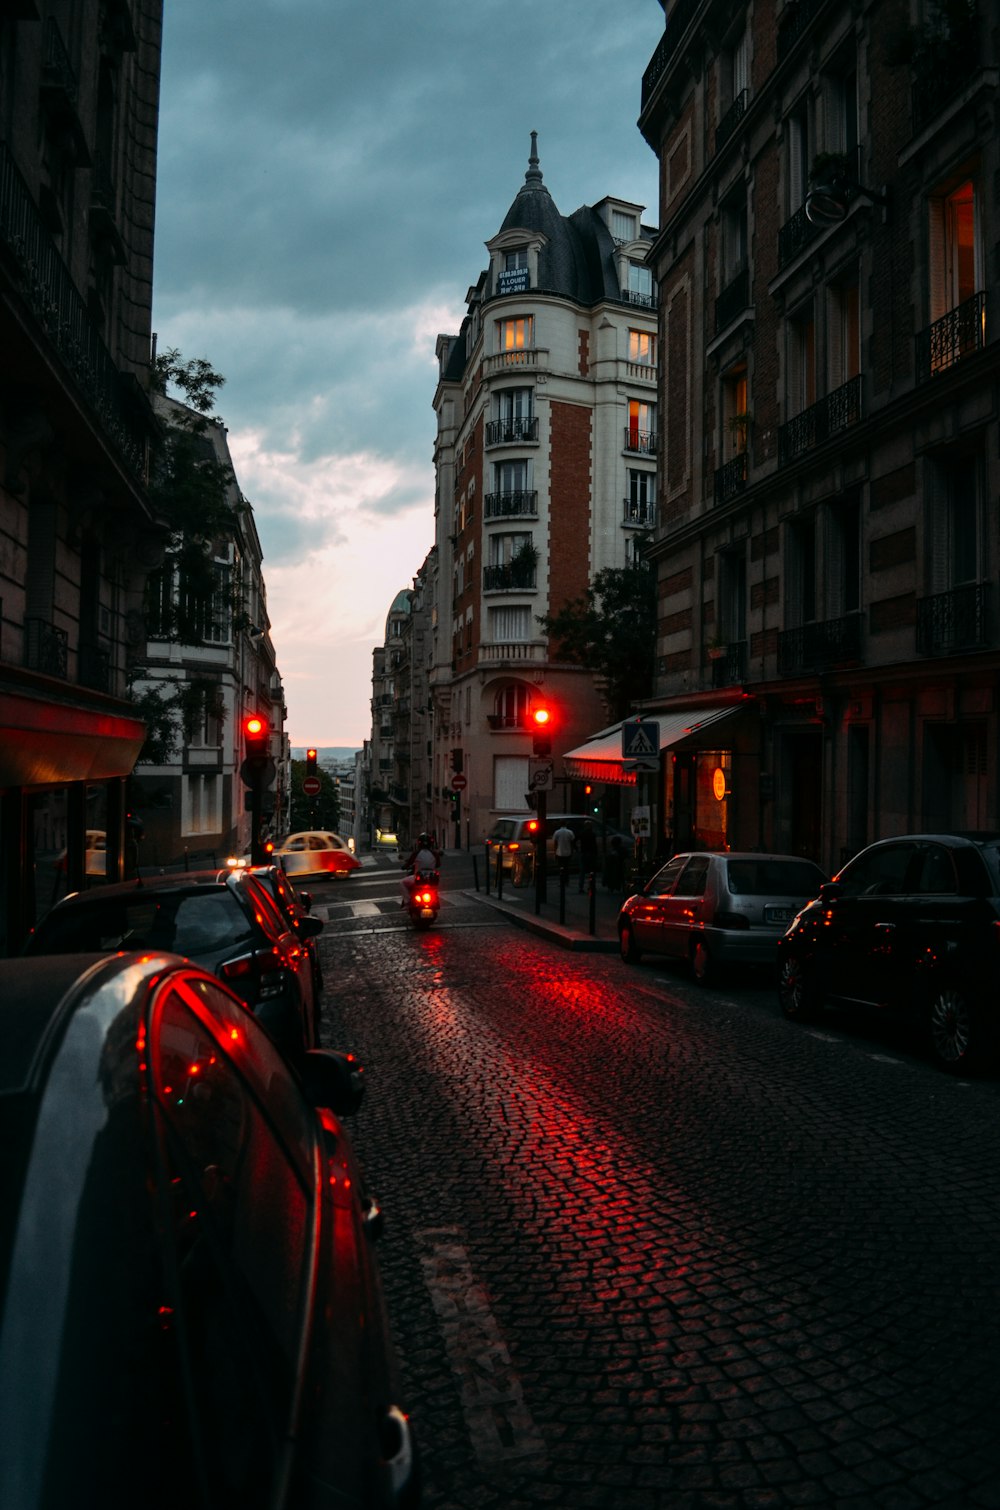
552, 822, 575, 886
578, 818, 599, 893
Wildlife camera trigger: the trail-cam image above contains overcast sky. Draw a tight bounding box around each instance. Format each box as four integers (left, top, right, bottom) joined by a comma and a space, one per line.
152, 0, 663, 748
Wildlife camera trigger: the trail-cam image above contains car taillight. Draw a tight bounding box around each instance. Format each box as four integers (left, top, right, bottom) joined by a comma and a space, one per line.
713, 910, 750, 930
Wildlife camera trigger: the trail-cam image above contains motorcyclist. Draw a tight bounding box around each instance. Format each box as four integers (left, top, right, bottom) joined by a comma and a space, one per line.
401, 832, 441, 906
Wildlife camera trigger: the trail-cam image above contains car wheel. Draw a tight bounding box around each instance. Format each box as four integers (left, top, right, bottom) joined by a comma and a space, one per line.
778, 951, 816, 1020
691, 936, 714, 986
619, 921, 641, 964
927, 983, 983, 1074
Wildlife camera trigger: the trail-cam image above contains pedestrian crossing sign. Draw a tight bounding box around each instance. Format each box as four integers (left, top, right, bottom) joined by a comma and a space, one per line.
622, 718, 659, 759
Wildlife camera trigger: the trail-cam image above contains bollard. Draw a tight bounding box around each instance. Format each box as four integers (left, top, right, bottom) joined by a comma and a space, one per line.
472, 853, 480, 892
588, 871, 596, 935
496, 845, 504, 901
559, 866, 566, 925
484, 843, 490, 895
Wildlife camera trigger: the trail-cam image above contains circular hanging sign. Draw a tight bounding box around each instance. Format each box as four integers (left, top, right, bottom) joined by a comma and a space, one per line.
712, 767, 727, 802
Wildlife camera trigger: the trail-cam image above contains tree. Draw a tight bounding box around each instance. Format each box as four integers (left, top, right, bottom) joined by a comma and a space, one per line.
538, 563, 656, 722
290, 760, 342, 833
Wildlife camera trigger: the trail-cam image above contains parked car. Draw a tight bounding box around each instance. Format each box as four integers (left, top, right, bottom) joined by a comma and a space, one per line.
618, 850, 828, 984
23, 868, 322, 1058
276, 830, 362, 878
246, 862, 325, 998
777, 832, 1000, 1073
55, 828, 107, 876
0, 952, 417, 1510
486, 814, 631, 887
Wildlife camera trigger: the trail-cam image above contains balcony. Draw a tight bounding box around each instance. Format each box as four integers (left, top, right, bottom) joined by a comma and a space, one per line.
483, 562, 537, 593
0, 145, 147, 477
485, 416, 538, 448
624, 428, 657, 456
621, 287, 657, 309
715, 267, 749, 334
709, 640, 747, 688
715, 89, 749, 154
714, 453, 747, 505
478, 640, 544, 664
778, 612, 863, 675
24, 617, 68, 679
777, 0, 820, 60
916, 583, 990, 657
916, 293, 986, 382
482, 347, 543, 378
484, 490, 538, 520
640, 0, 700, 109
778, 376, 863, 465
623, 497, 656, 528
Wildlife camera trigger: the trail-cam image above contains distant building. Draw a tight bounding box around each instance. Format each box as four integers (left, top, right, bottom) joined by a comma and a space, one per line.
129, 395, 286, 868
0, 2, 164, 949
634, 0, 1000, 868
419, 137, 659, 845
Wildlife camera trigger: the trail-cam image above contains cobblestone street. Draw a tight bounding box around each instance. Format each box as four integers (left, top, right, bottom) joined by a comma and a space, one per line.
317, 870, 1000, 1509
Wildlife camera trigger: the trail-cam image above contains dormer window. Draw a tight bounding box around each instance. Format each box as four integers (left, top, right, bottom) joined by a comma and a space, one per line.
496, 316, 534, 364
498, 247, 530, 295
612, 209, 637, 242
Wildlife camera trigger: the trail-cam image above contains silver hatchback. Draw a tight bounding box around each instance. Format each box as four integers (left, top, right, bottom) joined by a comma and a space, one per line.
618, 850, 826, 984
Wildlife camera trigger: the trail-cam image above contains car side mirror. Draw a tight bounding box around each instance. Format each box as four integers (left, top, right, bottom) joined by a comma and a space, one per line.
300, 1048, 365, 1116
819, 881, 843, 904
297, 889, 313, 911
297, 913, 324, 938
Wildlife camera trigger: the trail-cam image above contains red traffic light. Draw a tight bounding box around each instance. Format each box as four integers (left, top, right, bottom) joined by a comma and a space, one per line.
244, 715, 266, 739
530, 707, 551, 728
530, 702, 553, 756
305, 747, 318, 776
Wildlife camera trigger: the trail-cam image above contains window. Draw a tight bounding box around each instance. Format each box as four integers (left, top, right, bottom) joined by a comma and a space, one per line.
839, 842, 915, 897
498, 387, 532, 423
786, 513, 817, 627
504, 248, 527, 271
628, 329, 656, 366
722, 368, 749, 457
786, 97, 812, 215
628, 262, 654, 303
494, 755, 531, 809
185, 774, 220, 836
826, 491, 861, 617
788, 306, 816, 413
720, 194, 748, 284
494, 458, 530, 495
612, 209, 637, 242
489, 531, 532, 567
717, 548, 747, 644
928, 451, 984, 594
829, 277, 861, 387
492, 683, 532, 727
496, 316, 534, 362
628, 470, 655, 507
929, 179, 978, 320
489, 606, 531, 642
724, 25, 749, 109
626, 399, 656, 453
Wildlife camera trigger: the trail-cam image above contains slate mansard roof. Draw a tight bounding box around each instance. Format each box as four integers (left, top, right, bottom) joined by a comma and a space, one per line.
440, 135, 654, 385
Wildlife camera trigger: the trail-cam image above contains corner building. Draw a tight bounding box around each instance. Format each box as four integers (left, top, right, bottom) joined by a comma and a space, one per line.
638, 0, 999, 870
431, 137, 658, 846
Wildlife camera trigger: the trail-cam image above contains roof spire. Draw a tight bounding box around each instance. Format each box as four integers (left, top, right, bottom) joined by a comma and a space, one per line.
525, 130, 543, 187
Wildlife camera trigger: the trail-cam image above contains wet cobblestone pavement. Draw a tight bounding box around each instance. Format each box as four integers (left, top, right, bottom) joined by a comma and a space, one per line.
316, 867, 1000, 1509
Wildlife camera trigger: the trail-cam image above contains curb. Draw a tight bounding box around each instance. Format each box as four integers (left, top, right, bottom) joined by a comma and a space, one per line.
462, 889, 620, 953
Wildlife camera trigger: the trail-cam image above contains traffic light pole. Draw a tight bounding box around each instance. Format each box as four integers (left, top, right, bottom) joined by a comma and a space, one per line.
534, 789, 548, 910
249, 772, 266, 865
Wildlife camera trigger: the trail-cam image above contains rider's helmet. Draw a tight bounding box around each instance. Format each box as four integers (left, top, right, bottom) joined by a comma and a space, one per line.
419, 832, 431, 846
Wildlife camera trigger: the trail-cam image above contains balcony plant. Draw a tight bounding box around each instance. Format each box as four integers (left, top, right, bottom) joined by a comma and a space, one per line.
727, 411, 751, 452
809, 152, 850, 188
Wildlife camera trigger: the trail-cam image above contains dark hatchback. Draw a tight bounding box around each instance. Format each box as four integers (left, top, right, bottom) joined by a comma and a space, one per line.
0, 952, 417, 1510
777, 832, 1000, 1073
24, 869, 322, 1059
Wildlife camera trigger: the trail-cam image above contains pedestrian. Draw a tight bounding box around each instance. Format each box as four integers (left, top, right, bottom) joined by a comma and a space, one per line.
578, 818, 599, 892
551, 821, 575, 886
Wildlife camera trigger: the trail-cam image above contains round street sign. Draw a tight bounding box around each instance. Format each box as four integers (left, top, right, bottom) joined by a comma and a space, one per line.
302, 775, 322, 797
451, 773, 468, 791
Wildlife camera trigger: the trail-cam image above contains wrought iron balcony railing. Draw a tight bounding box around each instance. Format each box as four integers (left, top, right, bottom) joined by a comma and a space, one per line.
710, 640, 747, 688
916, 582, 990, 656
779, 376, 863, 465
624, 428, 657, 456
24, 616, 68, 679
0, 145, 147, 477
640, 0, 700, 109
485, 416, 538, 447
483, 562, 537, 592
484, 490, 537, 519
915, 292, 986, 382
778, 612, 863, 675
714, 452, 748, 505
777, 0, 820, 60
715, 89, 748, 153
715, 266, 749, 333
621, 287, 657, 309
623, 497, 656, 528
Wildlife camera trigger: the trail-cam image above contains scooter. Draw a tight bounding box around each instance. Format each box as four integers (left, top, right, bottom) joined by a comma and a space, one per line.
406, 867, 440, 929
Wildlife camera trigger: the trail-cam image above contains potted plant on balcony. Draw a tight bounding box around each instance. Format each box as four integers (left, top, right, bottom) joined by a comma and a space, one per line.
809, 152, 850, 190
727, 412, 751, 452
706, 636, 726, 661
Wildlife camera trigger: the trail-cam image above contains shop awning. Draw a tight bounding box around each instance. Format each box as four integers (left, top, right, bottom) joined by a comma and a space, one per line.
563, 703, 748, 786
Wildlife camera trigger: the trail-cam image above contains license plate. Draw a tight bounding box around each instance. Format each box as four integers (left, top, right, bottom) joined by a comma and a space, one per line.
418, 907, 435, 919
765, 905, 792, 924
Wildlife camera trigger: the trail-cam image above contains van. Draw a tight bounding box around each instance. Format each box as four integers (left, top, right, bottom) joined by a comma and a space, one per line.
485, 814, 630, 887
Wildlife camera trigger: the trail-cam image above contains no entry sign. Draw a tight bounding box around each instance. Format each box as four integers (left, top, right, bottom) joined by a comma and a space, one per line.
302, 775, 321, 797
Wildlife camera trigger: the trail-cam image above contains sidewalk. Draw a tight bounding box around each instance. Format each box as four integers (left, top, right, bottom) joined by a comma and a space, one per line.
463, 862, 625, 953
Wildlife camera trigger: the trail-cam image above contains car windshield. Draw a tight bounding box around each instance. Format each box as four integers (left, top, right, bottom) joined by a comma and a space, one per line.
490, 822, 517, 841
28, 889, 255, 956
726, 859, 826, 896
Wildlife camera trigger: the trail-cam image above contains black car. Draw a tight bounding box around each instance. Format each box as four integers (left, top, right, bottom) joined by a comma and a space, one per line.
0, 952, 417, 1510
245, 862, 325, 997
776, 832, 1000, 1073
24, 868, 323, 1059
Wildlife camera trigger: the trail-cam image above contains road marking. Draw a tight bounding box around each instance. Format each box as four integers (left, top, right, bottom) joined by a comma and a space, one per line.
416, 1227, 545, 1470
